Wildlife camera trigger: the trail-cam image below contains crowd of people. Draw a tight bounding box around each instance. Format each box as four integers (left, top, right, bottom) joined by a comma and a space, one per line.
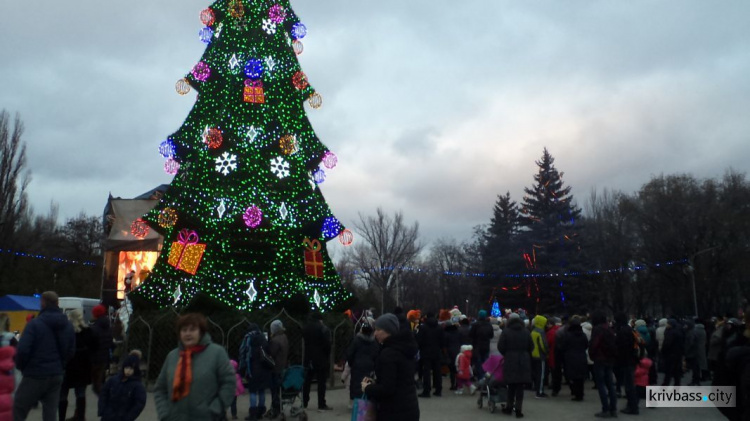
2, 291, 749, 421
341, 305, 750, 421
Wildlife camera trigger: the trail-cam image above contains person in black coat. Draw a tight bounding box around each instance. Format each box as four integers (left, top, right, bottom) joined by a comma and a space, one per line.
59, 309, 96, 421
240, 323, 273, 419
661, 318, 684, 386
556, 317, 588, 401
415, 313, 445, 397
497, 313, 533, 418
469, 310, 494, 378
443, 320, 462, 391
13, 291, 76, 421
90, 304, 114, 396
346, 323, 379, 402
362, 313, 420, 421
302, 312, 332, 410
97, 352, 147, 421
613, 313, 638, 415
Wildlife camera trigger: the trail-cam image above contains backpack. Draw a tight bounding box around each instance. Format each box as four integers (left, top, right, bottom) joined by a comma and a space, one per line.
633, 330, 646, 360
239, 333, 253, 378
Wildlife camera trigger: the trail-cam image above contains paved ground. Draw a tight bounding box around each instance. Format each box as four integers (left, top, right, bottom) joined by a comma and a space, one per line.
31, 376, 725, 421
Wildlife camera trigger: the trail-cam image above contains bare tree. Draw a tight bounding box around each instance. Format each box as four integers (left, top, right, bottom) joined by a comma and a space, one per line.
348, 208, 422, 314
0, 110, 30, 248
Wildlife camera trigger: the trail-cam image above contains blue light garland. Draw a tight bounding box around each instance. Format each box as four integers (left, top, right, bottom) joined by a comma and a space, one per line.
0, 248, 98, 267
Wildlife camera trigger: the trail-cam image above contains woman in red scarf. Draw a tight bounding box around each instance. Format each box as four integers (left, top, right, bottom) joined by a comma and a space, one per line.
154, 313, 236, 421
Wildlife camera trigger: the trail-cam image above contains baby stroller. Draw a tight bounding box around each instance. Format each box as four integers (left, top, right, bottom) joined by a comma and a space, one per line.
476, 354, 507, 413
280, 365, 307, 421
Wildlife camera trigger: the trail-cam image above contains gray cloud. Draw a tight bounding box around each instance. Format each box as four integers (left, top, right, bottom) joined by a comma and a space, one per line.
3, 0, 749, 251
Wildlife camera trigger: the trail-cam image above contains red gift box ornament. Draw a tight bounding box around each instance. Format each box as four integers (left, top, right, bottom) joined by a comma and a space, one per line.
303, 238, 324, 278
167, 229, 206, 275
243, 79, 265, 104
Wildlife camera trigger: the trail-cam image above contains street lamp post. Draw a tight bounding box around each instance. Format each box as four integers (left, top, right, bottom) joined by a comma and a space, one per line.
687, 246, 719, 318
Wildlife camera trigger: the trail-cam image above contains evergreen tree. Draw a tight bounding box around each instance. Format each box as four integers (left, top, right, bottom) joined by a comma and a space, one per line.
130, 0, 353, 312
519, 148, 582, 312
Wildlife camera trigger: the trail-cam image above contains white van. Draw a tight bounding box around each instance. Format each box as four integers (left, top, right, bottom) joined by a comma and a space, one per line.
59, 297, 102, 323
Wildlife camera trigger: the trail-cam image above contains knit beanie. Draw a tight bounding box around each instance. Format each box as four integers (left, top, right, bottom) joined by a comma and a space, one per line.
92, 305, 107, 319
270, 319, 285, 335
478, 310, 488, 320
635, 319, 647, 328
374, 313, 400, 335
509, 313, 520, 320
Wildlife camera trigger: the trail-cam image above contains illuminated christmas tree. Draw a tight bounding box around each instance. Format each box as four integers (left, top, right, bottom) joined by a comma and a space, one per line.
130, 0, 354, 312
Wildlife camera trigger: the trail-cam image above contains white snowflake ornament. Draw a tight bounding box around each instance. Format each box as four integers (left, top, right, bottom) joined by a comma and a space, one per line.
215, 152, 238, 175
270, 157, 290, 179
262, 19, 277, 35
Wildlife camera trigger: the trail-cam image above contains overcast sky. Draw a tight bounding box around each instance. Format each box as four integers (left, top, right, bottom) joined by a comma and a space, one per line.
3, 0, 749, 253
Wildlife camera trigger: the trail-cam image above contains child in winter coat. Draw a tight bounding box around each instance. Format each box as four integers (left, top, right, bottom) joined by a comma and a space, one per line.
98, 351, 147, 421
229, 359, 246, 420
634, 352, 654, 409
455, 345, 474, 394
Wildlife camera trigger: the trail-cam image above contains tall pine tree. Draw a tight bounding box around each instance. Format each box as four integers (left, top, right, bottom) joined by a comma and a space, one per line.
519, 148, 582, 312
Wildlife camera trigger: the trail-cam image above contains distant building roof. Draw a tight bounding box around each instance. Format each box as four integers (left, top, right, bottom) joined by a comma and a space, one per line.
0, 295, 40, 311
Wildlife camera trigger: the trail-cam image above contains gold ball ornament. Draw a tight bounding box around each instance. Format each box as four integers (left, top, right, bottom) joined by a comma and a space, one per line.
279, 135, 297, 155
229, 0, 245, 18
158, 208, 178, 228
175, 78, 191, 95
308, 93, 323, 109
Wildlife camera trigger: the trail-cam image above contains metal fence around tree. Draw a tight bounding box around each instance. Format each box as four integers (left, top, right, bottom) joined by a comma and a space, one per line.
122, 308, 354, 387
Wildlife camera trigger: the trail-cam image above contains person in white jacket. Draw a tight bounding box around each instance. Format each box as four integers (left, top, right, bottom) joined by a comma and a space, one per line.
655, 318, 668, 351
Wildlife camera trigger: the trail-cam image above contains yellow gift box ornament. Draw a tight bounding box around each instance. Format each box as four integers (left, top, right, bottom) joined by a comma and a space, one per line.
167, 229, 206, 275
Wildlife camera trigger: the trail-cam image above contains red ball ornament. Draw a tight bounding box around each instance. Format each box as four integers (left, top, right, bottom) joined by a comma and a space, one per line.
131, 218, 150, 239
200, 8, 215, 26
292, 71, 309, 90
338, 229, 354, 246
204, 128, 223, 149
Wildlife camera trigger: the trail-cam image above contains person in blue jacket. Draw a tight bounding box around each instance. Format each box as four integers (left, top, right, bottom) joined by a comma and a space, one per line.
13, 291, 76, 421
98, 351, 147, 421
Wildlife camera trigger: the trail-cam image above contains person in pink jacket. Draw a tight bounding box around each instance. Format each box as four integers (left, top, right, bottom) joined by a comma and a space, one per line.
634, 353, 653, 410
229, 359, 246, 420
455, 345, 474, 394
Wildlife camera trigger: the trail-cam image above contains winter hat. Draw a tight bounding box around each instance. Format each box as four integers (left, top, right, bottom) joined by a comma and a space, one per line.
374, 313, 400, 336
122, 354, 141, 377
478, 310, 488, 320
460, 344, 473, 353
658, 318, 667, 327
635, 319, 647, 328
270, 319, 285, 335
509, 313, 520, 321
92, 305, 107, 319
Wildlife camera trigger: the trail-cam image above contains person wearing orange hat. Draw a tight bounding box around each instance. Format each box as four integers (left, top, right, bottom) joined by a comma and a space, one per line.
90, 304, 114, 395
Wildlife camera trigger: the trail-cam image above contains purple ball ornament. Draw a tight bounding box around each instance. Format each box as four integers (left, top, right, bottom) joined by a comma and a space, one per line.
268, 4, 287, 24
243, 205, 263, 228
164, 158, 180, 175
192, 61, 211, 82
321, 151, 337, 169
